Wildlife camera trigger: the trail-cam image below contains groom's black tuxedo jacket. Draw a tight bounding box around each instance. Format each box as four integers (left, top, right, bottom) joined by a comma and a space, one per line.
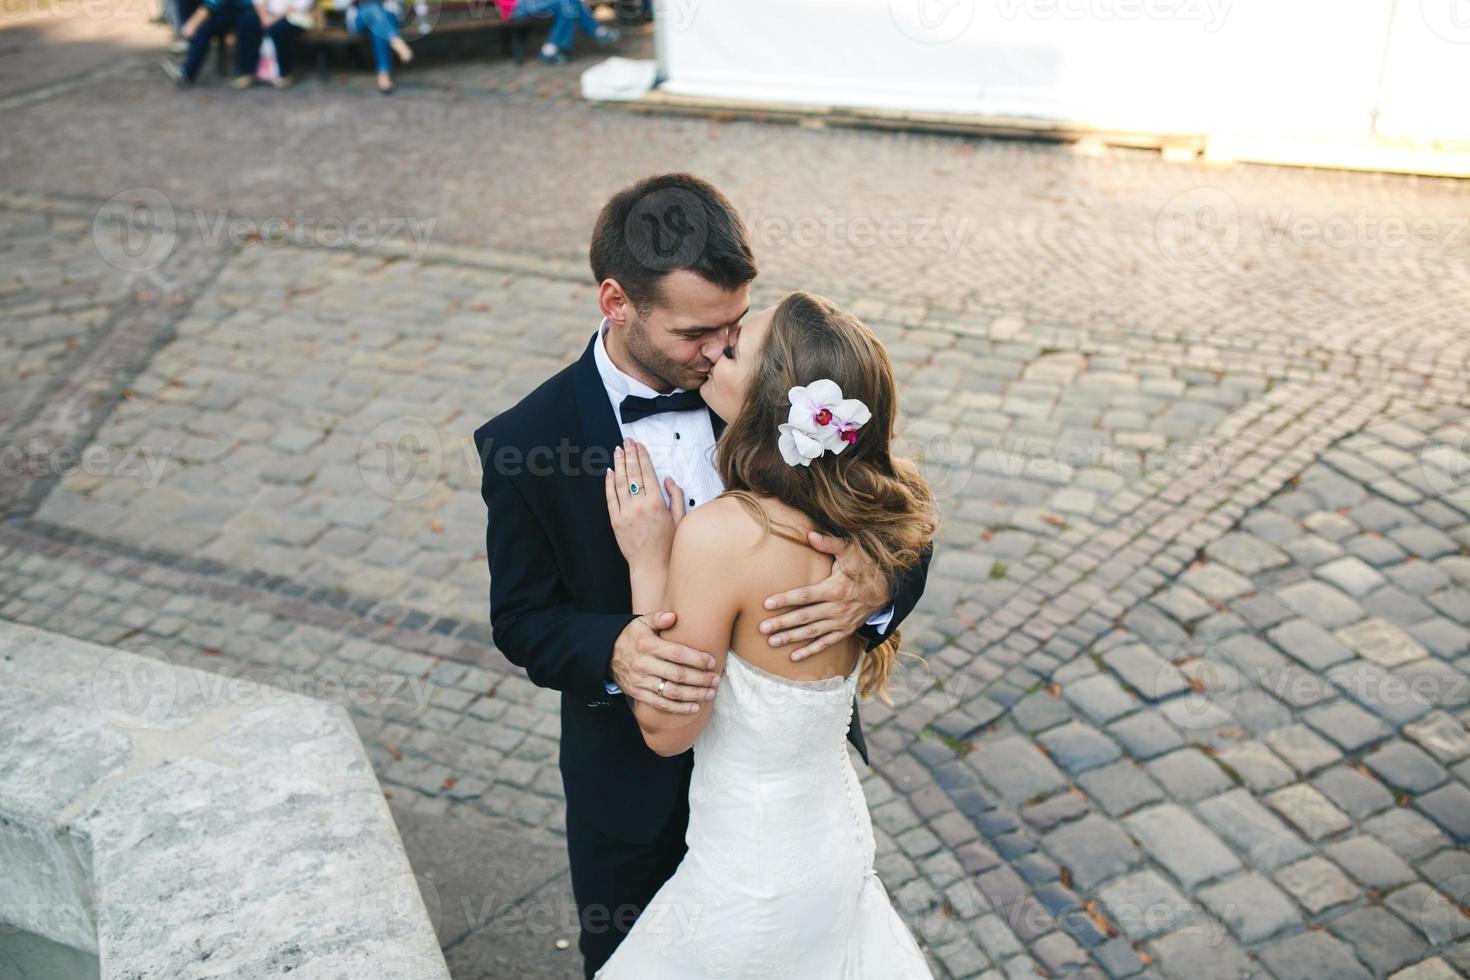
474, 334, 932, 844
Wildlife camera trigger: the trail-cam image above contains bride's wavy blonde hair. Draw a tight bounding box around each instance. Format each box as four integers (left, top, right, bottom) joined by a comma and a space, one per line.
716, 291, 938, 704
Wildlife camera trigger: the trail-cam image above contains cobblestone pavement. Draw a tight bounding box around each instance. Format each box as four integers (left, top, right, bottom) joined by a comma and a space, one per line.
3, 11, 1469, 979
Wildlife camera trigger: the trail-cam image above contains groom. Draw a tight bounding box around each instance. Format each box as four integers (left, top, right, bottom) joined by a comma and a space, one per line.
473, 173, 932, 977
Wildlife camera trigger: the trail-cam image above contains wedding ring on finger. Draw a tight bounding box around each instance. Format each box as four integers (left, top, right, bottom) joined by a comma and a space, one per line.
629, 482, 640, 495
657, 678, 666, 696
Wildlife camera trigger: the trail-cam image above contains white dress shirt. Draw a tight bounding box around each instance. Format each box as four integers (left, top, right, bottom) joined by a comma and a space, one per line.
593, 318, 727, 515
594, 319, 892, 695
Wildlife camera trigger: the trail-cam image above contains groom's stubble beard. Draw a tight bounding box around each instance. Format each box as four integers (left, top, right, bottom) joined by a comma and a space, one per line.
625, 306, 708, 392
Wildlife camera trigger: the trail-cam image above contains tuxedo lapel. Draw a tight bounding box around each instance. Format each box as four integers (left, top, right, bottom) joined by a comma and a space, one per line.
708, 406, 727, 441
573, 333, 624, 461
568, 333, 634, 714
570, 332, 631, 595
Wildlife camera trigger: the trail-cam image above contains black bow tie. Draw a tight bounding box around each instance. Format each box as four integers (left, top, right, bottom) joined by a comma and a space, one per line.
619, 389, 707, 424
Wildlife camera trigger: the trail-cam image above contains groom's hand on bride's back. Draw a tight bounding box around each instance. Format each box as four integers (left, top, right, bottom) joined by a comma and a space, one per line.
609, 611, 721, 715
759, 533, 891, 662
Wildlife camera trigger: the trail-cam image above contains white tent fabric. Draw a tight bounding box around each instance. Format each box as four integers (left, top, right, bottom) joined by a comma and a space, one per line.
654, 0, 1469, 142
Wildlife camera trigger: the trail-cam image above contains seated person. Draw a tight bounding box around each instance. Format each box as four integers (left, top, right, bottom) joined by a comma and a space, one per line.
162, 0, 258, 88
346, 0, 415, 94
495, 0, 619, 64
238, 0, 314, 87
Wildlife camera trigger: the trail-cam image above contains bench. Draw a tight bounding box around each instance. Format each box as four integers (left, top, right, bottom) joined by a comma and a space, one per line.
303, 0, 535, 77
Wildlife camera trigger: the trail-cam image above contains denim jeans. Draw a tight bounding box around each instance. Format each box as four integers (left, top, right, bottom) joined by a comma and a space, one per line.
511, 0, 600, 51
348, 0, 402, 74
182, 4, 256, 79
235, 13, 305, 77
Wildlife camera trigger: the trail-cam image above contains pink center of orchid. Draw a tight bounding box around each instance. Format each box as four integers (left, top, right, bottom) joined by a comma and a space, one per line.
814, 408, 833, 426
840, 428, 859, 444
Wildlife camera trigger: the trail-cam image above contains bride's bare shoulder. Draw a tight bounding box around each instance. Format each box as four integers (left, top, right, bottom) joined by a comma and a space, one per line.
671, 495, 768, 554
672, 497, 822, 584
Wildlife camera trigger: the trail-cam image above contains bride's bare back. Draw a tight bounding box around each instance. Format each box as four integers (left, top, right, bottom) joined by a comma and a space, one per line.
715, 494, 864, 685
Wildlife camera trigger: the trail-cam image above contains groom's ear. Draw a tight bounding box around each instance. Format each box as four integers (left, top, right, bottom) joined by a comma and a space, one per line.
599, 278, 634, 327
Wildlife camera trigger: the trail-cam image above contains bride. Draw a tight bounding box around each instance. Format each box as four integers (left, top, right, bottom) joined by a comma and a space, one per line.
595, 291, 938, 978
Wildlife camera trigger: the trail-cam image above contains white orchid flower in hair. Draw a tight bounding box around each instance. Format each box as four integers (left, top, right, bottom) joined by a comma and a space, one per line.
777, 423, 825, 467
824, 396, 871, 454
779, 379, 871, 465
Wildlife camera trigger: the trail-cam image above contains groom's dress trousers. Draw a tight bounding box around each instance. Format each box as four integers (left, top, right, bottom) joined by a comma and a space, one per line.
475, 322, 933, 978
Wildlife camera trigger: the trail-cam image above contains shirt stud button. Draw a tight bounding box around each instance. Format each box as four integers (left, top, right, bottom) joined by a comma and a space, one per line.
688, 498, 696, 507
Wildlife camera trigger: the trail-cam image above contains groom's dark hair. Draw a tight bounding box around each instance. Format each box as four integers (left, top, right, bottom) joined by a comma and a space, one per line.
590, 173, 757, 311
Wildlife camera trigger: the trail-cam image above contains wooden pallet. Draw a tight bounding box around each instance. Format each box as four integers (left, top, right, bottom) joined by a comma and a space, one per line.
594, 87, 1208, 158
594, 88, 1470, 177
1206, 133, 1470, 179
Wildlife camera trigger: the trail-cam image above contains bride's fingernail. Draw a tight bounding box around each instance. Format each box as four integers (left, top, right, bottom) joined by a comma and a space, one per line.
614, 446, 623, 456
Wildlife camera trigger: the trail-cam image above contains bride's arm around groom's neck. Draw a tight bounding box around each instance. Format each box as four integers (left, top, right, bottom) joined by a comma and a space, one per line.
631, 499, 749, 758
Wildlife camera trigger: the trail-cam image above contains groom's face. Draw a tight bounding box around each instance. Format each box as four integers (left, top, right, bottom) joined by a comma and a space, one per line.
624, 270, 750, 392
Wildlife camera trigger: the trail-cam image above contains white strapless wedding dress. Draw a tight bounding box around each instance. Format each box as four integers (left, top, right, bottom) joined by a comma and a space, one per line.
594, 648, 934, 979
